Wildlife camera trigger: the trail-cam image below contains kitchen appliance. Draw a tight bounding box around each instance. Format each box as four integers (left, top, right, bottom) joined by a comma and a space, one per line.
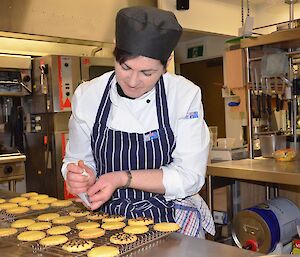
24, 55, 114, 198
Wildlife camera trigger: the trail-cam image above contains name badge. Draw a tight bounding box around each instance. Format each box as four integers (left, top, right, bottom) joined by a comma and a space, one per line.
185, 111, 199, 119
144, 131, 159, 142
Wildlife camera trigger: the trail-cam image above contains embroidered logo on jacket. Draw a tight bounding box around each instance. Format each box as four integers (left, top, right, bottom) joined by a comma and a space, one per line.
144, 131, 159, 141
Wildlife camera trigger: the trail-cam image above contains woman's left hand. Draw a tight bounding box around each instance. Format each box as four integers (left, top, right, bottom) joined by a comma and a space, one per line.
87, 171, 127, 210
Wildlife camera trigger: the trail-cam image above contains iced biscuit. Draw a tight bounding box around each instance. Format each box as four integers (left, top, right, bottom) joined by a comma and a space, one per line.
62, 238, 94, 252
69, 210, 90, 217
17, 231, 46, 241
30, 203, 49, 210
39, 197, 58, 204
123, 225, 149, 234
27, 222, 52, 231
0, 198, 6, 204
21, 192, 38, 197
102, 214, 126, 223
128, 217, 154, 226
86, 212, 109, 221
78, 228, 105, 239
0, 203, 18, 210
8, 197, 28, 203
51, 200, 72, 207
47, 225, 71, 235
11, 219, 35, 228
19, 199, 38, 207
52, 215, 75, 225
6, 206, 29, 214
39, 235, 68, 246
87, 246, 120, 257
30, 194, 48, 201
76, 221, 100, 230
101, 221, 126, 231
0, 228, 18, 237
37, 213, 60, 221
110, 232, 137, 245
153, 222, 180, 232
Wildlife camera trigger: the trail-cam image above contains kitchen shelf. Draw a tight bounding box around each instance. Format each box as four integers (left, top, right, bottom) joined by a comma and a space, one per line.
240, 27, 300, 49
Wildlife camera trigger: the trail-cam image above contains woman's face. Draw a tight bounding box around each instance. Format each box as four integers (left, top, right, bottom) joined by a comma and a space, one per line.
115, 56, 165, 98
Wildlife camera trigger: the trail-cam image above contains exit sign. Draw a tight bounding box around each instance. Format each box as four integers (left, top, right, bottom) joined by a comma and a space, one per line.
187, 45, 204, 59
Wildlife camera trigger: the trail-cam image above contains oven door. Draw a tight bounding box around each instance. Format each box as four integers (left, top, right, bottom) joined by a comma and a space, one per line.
80, 56, 114, 82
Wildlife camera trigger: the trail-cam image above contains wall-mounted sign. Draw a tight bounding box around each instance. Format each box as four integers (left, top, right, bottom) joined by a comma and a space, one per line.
187, 45, 204, 59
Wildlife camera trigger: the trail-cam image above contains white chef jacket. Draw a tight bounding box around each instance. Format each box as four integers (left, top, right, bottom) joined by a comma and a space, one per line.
62, 70, 210, 201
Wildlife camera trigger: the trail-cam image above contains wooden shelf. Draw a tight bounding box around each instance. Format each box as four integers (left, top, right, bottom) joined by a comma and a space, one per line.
241, 27, 300, 49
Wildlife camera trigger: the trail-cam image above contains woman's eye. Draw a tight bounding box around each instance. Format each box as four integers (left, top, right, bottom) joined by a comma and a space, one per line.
121, 64, 130, 70
142, 72, 153, 77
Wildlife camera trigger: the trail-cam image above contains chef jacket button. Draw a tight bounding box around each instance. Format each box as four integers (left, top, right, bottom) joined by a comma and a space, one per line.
146, 99, 151, 103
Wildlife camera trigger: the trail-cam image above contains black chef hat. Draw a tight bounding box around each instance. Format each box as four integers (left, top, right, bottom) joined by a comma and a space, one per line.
115, 6, 182, 61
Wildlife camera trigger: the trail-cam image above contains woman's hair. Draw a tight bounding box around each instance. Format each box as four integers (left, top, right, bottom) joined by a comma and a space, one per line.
113, 47, 168, 68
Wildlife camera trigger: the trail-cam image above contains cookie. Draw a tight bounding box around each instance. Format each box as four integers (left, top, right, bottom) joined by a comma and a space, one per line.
78, 228, 105, 239
0, 228, 18, 237
0, 198, 6, 204
51, 199, 72, 207
76, 221, 100, 230
101, 221, 126, 231
52, 215, 75, 224
102, 215, 126, 223
39, 197, 58, 204
0, 203, 18, 210
11, 219, 35, 228
128, 217, 154, 226
21, 192, 38, 197
19, 199, 38, 207
30, 194, 49, 201
37, 213, 60, 221
30, 203, 49, 210
153, 222, 180, 232
8, 197, 28, 203
6, 206, 29, 214
47, 225, 71, 235
87, 246, 120, 257
39, 235, 68, 246
27, 222, 52, 231
62, 238, 94, 252
110, 232, 137, 245
86, 212, 109, 221
17, 231, 46, 241
69, 210, 90, 217
123, 225, 149, 234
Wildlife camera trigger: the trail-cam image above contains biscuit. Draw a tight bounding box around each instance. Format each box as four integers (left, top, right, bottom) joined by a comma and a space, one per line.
8, 197, 28, 203
19, 199, 39, 207
21, 192, 38, 197
52, 215, 75, 224
0, 198, 6, 204
30, 203, 49, 210
37, 213, 60, 221
0, 203, 18, 210
123, 225, 149, 234
76, 221, 100, 230
30, 194, 49, 201
153, 222, 180, 232
128, 217, 154, 226
47, 225, 71, 235
86, 212, 109, 220
0, 227, 18, 237
11, 219, 35, 228
102, 215, 126, 223
69, 210, 90, 217
51, 200, 72, 207
39, 197, 58, 204
6, 206, 29, 214
62, 238, 94, 252
110, 232, 137, 245
87, 246, 120, 257
101, 221, 126, 230
27, 222, 52, 231
39, 235, 68, 246
78, 228, 105, 239
17, 231, 46, 241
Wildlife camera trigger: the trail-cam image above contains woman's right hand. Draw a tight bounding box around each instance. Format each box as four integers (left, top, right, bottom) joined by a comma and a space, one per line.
65, 160, 96, 195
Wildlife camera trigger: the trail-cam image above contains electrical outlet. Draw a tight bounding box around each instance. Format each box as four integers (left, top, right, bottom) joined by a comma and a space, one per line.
213, 210, 228, 225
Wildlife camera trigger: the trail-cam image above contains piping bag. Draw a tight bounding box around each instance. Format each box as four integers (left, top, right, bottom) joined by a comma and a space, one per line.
77, 164, 91, 208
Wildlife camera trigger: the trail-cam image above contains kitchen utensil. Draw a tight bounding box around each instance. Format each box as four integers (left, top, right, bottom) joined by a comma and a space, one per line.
77, 168, 91, 208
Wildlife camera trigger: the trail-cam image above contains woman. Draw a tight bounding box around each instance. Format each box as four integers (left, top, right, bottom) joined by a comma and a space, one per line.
62, 6, 214, 238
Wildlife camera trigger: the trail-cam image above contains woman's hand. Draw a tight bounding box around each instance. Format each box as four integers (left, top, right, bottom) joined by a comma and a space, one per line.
66, 160, 96, 195
87, 171, 127, 210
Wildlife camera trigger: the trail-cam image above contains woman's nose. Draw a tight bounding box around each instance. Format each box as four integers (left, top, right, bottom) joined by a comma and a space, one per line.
128, 72, 139, 87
